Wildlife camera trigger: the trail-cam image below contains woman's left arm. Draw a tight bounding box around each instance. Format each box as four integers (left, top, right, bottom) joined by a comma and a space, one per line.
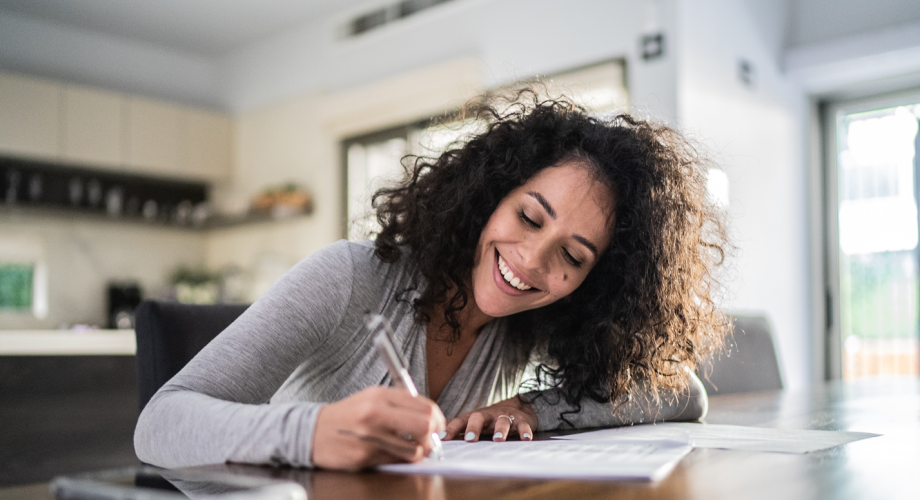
444, 369, 708, 441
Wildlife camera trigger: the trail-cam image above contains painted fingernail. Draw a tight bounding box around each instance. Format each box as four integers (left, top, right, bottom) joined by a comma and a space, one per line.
493, 432, 503, 440
438, 431, 447, 439
522, 432, 532, 440
465, 432, 476, 441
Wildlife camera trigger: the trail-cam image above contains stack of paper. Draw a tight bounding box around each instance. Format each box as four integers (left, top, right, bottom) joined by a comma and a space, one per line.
380, 423, 879, 481
380, 438, 692, 481
552, 422, 879, 453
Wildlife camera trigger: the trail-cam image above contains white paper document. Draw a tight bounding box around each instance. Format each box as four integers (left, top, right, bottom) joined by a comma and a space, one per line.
552, 422, 879, 453
379, 439, 692, 481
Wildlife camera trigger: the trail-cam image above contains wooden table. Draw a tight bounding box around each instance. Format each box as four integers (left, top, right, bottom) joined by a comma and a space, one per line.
5, 377, 918, 500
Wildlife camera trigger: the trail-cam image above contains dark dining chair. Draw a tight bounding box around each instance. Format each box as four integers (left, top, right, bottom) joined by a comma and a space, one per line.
697, 314, 784, 395
134, 300, 249, 412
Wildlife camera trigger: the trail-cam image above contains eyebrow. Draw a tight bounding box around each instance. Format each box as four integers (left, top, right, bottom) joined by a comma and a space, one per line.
573, 235, 599, 258
527, 191, 599, 258
528, 191, 556, 218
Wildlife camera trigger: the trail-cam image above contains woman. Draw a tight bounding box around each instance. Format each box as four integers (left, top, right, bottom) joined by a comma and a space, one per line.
134, 90, 727, 471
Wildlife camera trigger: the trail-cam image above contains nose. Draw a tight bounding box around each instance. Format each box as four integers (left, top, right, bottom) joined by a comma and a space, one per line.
518, 234, 553, 275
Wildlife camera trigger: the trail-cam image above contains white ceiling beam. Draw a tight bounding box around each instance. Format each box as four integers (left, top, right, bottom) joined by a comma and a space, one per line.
784, 21, 920, 95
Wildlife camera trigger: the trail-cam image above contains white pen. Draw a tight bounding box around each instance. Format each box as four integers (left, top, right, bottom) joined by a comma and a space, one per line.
366, 313, 445, 462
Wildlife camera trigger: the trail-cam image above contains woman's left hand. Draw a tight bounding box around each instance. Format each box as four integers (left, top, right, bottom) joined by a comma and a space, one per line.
444, 395, 538, 442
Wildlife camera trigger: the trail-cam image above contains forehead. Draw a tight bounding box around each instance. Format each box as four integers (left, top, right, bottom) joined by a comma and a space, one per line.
521, 162, 614, 210
516, 161, 616, 235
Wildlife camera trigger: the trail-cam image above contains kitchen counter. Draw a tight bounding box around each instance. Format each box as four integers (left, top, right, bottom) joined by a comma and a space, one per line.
0, 330, 135, 355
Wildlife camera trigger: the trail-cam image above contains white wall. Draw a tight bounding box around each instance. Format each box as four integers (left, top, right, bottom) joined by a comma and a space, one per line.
205, 91, 338, 299
0, 217, 207, 329
676, 0, 810, 388
220, 0, 680, 118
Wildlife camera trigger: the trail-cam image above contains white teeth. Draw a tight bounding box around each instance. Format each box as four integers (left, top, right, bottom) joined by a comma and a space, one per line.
497, 255, 532, 291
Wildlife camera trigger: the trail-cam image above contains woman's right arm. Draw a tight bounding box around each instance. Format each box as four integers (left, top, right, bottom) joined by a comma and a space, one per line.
134, 241, 443, 469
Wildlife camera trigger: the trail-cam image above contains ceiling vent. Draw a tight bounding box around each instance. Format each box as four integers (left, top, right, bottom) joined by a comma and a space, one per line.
346, 0, 454, 37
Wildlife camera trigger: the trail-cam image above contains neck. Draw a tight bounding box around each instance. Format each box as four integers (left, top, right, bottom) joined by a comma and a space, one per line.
431, 295, 494, 341
461, 296, 494, 336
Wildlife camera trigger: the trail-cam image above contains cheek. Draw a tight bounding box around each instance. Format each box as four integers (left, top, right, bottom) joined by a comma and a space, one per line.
546, 275, 586, 302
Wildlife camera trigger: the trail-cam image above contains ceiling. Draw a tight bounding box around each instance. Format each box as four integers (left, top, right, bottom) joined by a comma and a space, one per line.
0, 0, 368, 56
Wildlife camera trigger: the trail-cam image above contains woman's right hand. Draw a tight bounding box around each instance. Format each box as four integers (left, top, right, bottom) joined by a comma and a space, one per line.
311, 386, 446, 470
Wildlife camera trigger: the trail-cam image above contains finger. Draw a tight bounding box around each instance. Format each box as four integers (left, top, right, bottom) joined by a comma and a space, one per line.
517, 420, 534, 441
492, 414, 512, 441
464, 412, 485, 442
336, 429, 425, 467
383, 388, 441, 416
360, 393, 441, 452
381, 389, 447, 435
378, 413, 436, 455
339, 429, 418, 456
444, 417, 468, 440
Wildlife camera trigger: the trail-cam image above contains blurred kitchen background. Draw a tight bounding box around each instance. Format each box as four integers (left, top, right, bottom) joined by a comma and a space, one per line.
1, 0, 920, 485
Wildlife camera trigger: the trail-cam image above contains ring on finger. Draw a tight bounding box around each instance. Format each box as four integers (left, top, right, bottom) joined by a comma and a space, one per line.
401, 433, 414, 441
497, 414, 514, 424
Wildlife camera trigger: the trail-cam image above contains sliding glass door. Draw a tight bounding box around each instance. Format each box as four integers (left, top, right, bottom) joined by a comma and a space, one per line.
828, 95, 920, 379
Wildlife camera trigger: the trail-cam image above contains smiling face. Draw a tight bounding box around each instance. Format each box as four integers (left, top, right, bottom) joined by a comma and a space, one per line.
470, 160, 615, 319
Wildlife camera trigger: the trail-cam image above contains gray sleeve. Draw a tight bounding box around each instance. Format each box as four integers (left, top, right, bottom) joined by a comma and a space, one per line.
521, 370, 708, 431
134, 241, 355, 468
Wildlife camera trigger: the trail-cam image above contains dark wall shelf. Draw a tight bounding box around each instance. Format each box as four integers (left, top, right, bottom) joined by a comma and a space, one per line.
2, 155, 207, 226
0, 203, 311, 231
0, 155, 311, 231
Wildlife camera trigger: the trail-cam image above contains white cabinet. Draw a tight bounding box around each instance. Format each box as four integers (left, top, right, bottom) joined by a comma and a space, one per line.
0, 73, 61, 160
61, 85, 125, 169
125, 97, 232, 181
126, 97, 184, 176
0, 71, 233, 183
185, 109, 232, 181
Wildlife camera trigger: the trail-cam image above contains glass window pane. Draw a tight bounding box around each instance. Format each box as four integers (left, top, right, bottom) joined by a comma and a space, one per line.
346, 136, 408, 241
837, 104, 920, 379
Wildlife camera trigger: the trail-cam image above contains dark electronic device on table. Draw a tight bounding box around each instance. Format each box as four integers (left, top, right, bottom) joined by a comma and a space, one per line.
51, 466, 306, 500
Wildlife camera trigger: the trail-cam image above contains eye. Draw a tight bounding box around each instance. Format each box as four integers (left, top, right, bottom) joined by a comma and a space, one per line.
563, 248, 583, 268
518, 209, 540, 229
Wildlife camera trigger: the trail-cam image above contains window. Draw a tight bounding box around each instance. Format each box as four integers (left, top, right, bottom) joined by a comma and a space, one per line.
827, 95, 920, 379
344, 124, 413, 241
343, 60, 628, 241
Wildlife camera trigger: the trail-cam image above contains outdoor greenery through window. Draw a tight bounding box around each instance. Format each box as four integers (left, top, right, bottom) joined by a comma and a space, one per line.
835, 103, 920, 378
0, 263, 33, 310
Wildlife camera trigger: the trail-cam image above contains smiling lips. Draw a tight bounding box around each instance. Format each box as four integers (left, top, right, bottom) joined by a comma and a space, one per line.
496, 253, 536, 291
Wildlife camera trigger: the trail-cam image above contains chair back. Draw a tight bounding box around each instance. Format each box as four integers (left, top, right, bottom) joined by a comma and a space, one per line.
134, 300, 248, 412
697, 315, 783, 395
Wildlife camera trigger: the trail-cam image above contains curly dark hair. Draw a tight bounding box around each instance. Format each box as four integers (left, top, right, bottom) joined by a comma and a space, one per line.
372, 89, 727, 418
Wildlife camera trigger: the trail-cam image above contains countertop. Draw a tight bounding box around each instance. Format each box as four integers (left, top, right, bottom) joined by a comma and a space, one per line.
0, 330, 136, 355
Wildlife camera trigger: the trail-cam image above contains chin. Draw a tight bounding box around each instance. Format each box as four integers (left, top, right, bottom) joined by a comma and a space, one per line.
475, 294, 530, 318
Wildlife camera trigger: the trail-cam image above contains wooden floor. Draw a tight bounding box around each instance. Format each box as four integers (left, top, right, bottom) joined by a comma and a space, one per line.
0, 356, 140, 486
